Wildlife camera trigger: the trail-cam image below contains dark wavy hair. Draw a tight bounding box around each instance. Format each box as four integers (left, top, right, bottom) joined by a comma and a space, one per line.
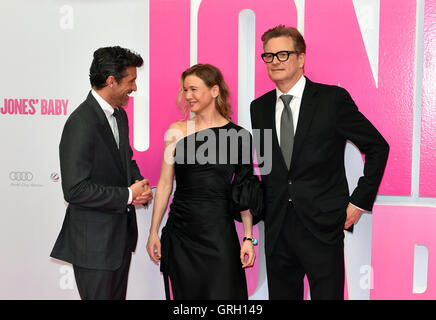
178, 64, 232, 120
89, 46, 143, 89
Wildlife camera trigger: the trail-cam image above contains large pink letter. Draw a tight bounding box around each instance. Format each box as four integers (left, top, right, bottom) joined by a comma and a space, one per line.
197, 0, 298, 121
126, 0, 191, 186
305, 0, 416, 196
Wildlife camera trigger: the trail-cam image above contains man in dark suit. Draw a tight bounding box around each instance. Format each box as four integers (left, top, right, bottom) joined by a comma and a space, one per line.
51, 46, 153, 300
250, 25, 389, 300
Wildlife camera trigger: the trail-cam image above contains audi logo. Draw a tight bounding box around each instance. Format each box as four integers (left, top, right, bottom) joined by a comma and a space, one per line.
9, 172, 33, 181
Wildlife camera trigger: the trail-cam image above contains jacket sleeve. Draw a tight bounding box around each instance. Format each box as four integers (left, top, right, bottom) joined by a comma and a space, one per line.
336, 87, 390, 211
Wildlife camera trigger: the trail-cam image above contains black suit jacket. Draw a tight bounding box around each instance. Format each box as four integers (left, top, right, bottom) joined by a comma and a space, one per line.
51, 91, 143, 270
250, 78, 389, 256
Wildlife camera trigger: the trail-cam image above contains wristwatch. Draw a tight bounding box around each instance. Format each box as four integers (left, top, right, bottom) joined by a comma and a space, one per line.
243, 237, 258, 246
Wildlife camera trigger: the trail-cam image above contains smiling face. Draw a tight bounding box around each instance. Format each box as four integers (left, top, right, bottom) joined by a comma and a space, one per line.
182, 74, 218, 114
109, 66, 138, 107
264, 36, 305, 91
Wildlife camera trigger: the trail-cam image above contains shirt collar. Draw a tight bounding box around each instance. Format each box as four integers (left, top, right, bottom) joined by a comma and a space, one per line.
276, 75, 306, 102
91, 89, 115, 117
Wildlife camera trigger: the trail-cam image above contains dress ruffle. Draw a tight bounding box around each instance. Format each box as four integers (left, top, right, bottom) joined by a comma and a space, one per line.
231, 174, 264, 225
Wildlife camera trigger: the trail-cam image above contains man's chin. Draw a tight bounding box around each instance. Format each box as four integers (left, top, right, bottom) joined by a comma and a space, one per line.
121, 99, 130, 107
268, 74, 285, 82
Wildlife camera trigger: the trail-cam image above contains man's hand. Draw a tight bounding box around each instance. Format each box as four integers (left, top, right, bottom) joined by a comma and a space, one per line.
130, 179, 153, 205
344, 203, 363, 229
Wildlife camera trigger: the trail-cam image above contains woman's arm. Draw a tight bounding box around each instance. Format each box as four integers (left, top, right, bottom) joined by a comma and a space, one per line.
240, 209, 255, 268
146, 123, 182, 263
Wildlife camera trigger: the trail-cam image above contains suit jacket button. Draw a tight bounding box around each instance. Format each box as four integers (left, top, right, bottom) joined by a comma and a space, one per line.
288, 198, 292, 202
127, 207, 131, 212
289, 180, 292, 184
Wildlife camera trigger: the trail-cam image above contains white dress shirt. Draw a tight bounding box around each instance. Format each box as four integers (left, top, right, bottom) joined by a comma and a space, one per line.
91, 90, 133, 205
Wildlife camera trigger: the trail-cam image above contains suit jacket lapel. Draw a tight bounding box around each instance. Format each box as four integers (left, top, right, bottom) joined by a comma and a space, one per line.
86, 92, 125, 175
289, 78, 318, 174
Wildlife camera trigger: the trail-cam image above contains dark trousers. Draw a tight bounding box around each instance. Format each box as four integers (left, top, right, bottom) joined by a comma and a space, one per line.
73, 251, 132, 300
266, 203, 344, 300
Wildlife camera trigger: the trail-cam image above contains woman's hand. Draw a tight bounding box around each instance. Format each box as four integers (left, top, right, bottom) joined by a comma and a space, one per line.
240, 240, 256, 268
146, 232, 161, 264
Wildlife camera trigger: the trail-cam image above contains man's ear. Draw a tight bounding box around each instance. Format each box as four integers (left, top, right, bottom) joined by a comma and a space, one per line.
298, 52, 306, 70
106, 75, 117, 88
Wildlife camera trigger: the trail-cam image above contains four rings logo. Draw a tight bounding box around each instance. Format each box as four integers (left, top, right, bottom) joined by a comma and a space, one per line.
9, 171, 33, 181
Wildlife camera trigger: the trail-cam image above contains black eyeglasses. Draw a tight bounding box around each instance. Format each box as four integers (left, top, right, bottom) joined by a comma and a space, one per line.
261, 50, 299, 63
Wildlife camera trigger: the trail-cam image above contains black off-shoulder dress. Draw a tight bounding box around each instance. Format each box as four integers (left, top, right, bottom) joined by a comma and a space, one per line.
160, 121, 263, 300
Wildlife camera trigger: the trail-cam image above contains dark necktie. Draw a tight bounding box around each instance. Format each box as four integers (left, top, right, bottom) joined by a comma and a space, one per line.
279, 94, 294, 169
113, 107, 127, 169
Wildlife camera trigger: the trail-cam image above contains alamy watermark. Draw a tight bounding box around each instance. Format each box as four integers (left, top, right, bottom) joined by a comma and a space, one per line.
163, 121, 272, 175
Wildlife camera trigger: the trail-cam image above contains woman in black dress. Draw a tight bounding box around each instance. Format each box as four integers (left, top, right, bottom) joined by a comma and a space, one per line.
146, 64, 262, 300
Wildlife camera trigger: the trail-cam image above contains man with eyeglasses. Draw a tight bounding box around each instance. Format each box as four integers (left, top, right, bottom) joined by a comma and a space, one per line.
250, 25, 389, 300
